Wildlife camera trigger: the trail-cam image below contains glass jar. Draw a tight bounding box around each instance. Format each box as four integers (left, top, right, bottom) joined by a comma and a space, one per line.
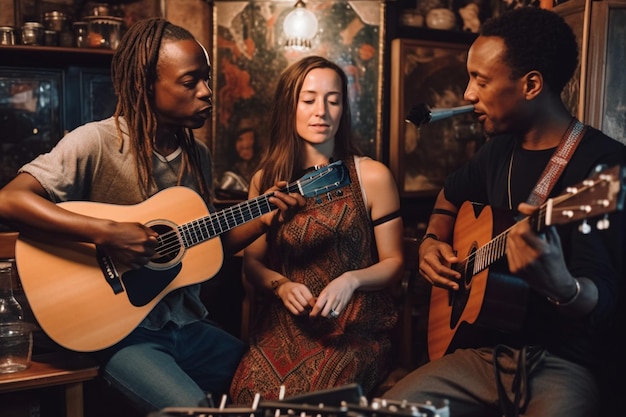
0, 26, 16, 45
85, 16, 123, 49
44, 29, 58, 46
72, 21, 89, 48
21, 22, 44, 46
43, 11, 69, 33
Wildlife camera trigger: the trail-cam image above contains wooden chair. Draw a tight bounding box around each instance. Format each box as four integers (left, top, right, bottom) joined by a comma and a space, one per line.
372, 237, 426, 395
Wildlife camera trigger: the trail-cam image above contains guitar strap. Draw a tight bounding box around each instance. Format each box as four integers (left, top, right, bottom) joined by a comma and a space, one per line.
526, 119, 587, 205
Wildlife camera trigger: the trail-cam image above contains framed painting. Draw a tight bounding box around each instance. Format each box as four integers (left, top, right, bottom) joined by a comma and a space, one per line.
389, 38, 484, 197
212, 0, 385, 201
585, 0, 626, 144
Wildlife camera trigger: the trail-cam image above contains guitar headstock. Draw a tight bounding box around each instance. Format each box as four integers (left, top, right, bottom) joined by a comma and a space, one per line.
531, 164, 625, 231
298, 160, 351, 198
154, 386, 450, 417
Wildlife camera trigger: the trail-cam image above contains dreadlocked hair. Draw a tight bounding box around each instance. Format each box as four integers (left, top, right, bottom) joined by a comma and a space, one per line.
111, 18, 212, 200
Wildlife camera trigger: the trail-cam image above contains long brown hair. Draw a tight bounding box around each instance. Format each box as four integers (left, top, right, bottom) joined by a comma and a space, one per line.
258, 55, 362, 192
111, 18, 211, 199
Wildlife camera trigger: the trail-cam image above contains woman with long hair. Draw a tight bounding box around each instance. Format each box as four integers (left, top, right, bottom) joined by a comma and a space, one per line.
230, 56, 404, 403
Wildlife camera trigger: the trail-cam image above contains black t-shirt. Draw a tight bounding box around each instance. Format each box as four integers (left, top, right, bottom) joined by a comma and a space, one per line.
442, 126, 625, 369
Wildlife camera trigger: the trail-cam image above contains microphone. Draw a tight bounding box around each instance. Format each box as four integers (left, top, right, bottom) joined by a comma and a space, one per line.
405, 103, 475, 127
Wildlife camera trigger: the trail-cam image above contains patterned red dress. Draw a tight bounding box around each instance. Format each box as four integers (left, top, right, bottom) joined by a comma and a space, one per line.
229, 157, 398, 404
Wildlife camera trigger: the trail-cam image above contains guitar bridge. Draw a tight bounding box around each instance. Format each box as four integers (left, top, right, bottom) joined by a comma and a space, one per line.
96, 248, 124, 294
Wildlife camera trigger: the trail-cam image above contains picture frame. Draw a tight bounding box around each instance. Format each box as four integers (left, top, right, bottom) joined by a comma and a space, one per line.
211, 0, 385, 201
389, 38, 484, 197
585, 0, 626, 144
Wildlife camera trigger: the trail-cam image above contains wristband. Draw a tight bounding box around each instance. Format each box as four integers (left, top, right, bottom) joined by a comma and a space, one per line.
547, 278, 581, 306
420, 233, 439, 245
271, 278, 290, 298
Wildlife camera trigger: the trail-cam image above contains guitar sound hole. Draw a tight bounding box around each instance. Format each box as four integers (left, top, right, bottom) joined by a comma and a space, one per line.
150, 224, 182, 265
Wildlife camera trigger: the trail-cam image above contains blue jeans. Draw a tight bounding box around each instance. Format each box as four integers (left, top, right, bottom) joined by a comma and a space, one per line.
98, 320, 245, 414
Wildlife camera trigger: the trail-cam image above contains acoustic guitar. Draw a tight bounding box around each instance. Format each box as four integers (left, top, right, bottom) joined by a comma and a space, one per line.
427, 164, 625, 360
16, 160, 351, 352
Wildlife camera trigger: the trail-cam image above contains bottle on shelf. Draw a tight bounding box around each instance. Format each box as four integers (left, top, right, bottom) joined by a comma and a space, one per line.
0, 261, 33, 374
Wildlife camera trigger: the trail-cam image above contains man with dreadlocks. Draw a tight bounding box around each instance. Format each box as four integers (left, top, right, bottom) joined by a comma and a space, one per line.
0, 18, 304, 413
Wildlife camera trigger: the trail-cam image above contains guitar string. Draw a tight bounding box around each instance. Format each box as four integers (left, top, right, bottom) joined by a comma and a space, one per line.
150, 166, 346, 259
463, 170, 606, 276
464, 183, 595, 274
150, 180, 307, 258
154, 195, 275, 257
507, 147, 515, 210
465, 143, 515, 271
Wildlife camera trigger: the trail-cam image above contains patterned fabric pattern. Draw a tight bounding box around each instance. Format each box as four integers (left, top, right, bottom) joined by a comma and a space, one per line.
230, 158, 398, 404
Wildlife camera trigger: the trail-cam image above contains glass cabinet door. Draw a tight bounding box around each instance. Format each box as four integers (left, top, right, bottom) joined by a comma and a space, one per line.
0, 68, 63, 188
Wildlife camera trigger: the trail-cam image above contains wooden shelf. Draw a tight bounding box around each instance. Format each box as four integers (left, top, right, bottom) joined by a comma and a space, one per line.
0, 350, 99, 417
393, 26, 478, 44
0, 351, 99, 392
0, 45, 114, 68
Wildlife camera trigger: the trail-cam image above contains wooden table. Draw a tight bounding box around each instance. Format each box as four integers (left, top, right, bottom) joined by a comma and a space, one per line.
0, 350, 99, 417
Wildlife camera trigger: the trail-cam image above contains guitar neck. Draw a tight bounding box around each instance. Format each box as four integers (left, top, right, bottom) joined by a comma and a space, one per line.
462, 167, 619, 275
469, 230, 507, 276
466, 215, 533, 276
171, 182, 300, 250
154, 159, 351, 256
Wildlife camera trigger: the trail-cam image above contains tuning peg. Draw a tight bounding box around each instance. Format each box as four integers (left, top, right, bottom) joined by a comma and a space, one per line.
597, 214, 610, 230
578, 219, 591, 234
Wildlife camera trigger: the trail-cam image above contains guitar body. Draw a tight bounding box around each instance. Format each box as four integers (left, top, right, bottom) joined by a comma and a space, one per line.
427, 201, 528, 360
426, 165, 625, 360
16, 187, 223, 352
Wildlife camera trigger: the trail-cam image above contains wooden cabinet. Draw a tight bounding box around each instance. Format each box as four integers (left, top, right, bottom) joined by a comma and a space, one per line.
0, 45, 115, 189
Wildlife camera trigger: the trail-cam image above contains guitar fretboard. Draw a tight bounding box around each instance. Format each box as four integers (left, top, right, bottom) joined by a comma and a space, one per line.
154, 183, 304, 255
181, 193, 275, 246
472, 231, 508, 275
469, 214, 540, 276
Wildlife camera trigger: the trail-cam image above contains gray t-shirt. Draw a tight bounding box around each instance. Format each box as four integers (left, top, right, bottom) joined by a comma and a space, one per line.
20, 116, 213, 331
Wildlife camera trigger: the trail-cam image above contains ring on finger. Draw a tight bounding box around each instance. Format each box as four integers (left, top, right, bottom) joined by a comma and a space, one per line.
329, 308, 340, 319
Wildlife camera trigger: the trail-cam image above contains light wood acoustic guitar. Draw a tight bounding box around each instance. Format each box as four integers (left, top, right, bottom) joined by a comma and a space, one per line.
16, 160, 351, 352
427, 164, 625, 360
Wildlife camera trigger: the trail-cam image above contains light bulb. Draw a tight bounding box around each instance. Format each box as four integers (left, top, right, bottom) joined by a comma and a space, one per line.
283, 0, 318, 50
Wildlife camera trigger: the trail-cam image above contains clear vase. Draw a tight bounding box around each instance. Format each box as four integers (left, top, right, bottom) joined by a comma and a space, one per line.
0, 261, 32, 373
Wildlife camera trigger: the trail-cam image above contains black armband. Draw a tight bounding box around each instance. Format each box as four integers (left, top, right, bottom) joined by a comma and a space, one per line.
372, 210, 401, 227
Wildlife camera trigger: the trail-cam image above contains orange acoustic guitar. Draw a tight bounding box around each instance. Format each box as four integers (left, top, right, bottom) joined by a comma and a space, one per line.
15, 160, 351, 352
427, 165, 625, 361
